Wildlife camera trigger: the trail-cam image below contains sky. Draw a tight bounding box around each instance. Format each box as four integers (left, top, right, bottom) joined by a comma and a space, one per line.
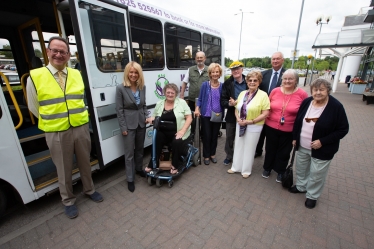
0, 0, 370, 61
155, 0, 370, 60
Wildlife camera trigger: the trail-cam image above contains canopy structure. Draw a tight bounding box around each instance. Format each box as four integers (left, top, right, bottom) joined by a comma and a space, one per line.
312, 29, 374, 49
311, 28, 374, 92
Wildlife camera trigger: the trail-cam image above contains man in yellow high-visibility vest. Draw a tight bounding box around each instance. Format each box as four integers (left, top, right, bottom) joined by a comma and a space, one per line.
27, 36, 103, 219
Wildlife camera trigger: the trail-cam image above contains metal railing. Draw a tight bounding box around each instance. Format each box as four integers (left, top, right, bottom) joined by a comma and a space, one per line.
0, 72, 23, 129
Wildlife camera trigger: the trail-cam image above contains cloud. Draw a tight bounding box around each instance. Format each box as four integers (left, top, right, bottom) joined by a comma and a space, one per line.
157, 0, 369, 59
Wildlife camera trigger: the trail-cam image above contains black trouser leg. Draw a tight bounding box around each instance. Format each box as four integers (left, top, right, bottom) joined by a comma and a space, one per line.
262, 125, 293, 174
148, 131, 172, 169
187, 100, 196, 112
201, 116, 221, 158
171, 138, 190, 171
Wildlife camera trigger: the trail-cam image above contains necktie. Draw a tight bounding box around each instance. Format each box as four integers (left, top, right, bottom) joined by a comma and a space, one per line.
57, 71, 65, 90
269, 71, 278, 94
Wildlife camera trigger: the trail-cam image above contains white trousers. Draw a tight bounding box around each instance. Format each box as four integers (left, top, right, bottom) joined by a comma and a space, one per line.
230, 127, 261, 176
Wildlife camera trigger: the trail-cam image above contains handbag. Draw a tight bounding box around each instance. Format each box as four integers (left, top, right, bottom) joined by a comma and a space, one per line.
210, 110, 222, 122
209, 84, 222, 123
282, 147, 296, 189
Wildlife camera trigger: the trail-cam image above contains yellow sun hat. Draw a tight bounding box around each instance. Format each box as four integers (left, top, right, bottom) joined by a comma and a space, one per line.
229, 61, 244, 69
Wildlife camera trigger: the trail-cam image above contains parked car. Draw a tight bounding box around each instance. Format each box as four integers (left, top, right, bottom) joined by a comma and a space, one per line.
0, 64, 5, 69
0, 72, 20, 85
4, 64, 15, 70
9, 65, 17, 71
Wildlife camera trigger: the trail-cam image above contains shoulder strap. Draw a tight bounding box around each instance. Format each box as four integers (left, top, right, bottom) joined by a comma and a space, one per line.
288, 147, 296, 168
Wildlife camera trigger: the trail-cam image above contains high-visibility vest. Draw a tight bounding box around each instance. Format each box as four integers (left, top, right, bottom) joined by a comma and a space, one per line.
30, 67, 89, 132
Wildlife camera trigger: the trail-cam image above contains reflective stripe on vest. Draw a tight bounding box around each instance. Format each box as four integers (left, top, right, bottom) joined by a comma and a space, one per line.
30, 67, 89, 132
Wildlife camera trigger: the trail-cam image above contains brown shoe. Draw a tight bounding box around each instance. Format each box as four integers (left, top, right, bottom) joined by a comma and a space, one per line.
227, 169, 235, 174
242, 174, 250, 178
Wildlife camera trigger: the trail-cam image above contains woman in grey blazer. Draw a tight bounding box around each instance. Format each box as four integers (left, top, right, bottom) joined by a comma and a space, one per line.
116, 61, 148, 192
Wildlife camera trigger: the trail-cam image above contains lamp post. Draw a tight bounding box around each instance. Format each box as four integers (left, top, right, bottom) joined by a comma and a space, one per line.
273, 35, 284, 51
235, 10, 254, 60
309, 15, 331, 84
304, 54, 313, 86
291, 0, 305, 69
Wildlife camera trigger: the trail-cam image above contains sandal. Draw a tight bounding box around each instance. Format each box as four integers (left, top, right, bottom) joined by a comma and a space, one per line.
170, 166, 178, 175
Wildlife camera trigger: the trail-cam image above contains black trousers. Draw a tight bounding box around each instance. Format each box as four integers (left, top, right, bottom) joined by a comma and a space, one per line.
123, 125, 145, 182
262, 125, 293, 174
200, 116, 221, 158
187, 100, 196, 112
148, 130, 190, 171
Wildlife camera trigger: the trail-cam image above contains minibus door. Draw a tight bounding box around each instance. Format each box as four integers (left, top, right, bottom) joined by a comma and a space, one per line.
70, 0, 133, 169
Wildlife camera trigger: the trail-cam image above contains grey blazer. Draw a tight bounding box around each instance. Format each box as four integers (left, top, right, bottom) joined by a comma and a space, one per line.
260, 67, 286, 95
115, 84, 147, 132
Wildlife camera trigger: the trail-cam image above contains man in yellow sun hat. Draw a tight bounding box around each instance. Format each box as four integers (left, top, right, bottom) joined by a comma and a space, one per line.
220, 61, 248, 165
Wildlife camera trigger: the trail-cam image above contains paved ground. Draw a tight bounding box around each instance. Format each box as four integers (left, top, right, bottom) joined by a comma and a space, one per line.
0, 82, 374, 248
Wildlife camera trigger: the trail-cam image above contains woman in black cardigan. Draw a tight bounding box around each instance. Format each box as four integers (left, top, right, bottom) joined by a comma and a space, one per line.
290, 79, 349, 209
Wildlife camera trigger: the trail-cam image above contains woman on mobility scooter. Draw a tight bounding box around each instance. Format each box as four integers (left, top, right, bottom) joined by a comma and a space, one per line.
145, 83, 192, 175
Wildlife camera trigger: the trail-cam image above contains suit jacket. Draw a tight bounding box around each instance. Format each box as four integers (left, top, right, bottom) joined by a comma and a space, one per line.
260, 67, 286, 95
115, 84, 147, 132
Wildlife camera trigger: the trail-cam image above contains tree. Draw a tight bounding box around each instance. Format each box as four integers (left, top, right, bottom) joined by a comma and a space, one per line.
0, 44, 13, 59
245, 61, 252, 68
283, 58, 291, 69
315, 61, 329, 71
330, 62, 338, 70
225, 57, 233, 67
262, 57, 271, 69
294, 55, 306, 69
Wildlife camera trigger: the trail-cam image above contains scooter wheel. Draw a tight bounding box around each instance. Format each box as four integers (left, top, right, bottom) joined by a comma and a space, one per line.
156, 178, 163, 187
147, 176, 153, 186
193, 153, 200, 166
168, 180, 174, 188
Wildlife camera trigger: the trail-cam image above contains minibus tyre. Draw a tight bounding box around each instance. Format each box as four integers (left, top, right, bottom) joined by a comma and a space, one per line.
0, 187, 7, 216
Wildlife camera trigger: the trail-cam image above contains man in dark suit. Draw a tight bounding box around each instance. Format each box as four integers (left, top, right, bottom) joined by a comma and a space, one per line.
255, 52, 286, 160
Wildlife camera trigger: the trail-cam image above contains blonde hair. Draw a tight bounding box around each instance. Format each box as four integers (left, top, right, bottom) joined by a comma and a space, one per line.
208, 63, 223, 78
123, 61, 144, 90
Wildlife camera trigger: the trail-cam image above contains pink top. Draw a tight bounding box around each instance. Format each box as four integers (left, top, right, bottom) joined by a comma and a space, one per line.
300, 102, 325, 149
265, 87, 308, 132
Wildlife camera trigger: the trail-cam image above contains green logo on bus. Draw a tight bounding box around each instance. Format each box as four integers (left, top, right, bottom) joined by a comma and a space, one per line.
154, 74, 169, 99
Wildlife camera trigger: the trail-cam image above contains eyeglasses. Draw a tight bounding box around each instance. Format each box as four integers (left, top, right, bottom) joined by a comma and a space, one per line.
49, 48, 69, 56
305, 118, 318, 123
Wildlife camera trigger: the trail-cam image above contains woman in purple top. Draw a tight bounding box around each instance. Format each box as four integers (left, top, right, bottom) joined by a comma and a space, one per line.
195, 63, 224, 165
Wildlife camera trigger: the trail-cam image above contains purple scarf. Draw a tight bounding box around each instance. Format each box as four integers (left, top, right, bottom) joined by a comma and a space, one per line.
239, 89, 258, 137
